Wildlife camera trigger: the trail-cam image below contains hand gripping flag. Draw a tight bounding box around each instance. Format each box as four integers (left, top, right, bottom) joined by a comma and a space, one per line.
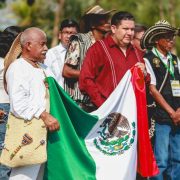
44, 67, 159, 180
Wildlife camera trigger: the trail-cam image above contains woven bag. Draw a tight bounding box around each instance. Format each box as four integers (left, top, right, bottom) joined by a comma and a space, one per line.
0, 32, 48, 168
0, 113, 47, 168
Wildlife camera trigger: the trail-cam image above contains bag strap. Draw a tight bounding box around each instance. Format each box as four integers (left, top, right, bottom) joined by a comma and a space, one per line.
99, 40, 117, 89
148, 60, 170, 138
148, 69, 169, 138
147, 64, 169, 108
37, 64, 50, 113
159, 69, 169, 93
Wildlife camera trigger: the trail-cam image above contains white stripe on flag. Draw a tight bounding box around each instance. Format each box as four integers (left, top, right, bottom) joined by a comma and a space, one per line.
86, 70, 137, 180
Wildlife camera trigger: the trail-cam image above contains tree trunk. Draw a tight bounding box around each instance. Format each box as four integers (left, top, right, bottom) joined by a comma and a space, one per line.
168, 0, 176, 54
168, 0, 175, 26
95, 0, 100, 4
51, 0, 65, 47
158, 0, 164, 19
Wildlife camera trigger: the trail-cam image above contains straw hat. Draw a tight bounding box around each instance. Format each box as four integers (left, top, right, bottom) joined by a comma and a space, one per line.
80, 5, 115, 33
4, 33, 22, 73
3, 33, 22, 91
84, 5, 115, 15
140, 20, 177, 49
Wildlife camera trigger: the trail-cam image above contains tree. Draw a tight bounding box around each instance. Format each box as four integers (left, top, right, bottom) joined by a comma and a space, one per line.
9, 0, 180, 55
51, 0, 65, 47
27, 0, 35, 6
99, 0, 180, 55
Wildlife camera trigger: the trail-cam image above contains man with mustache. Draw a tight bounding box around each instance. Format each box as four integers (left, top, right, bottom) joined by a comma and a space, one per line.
62, 5, 115, 112
79, 11, 148, 109
142, 21, 180, 180
5, 27, 60, 180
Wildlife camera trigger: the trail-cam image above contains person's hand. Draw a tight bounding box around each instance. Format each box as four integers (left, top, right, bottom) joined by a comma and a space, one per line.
40, 111, 60, 132
135, 62, 147, 76
0, 109, 5, 119
44, 81, 49, 88
170, 109, 180, 126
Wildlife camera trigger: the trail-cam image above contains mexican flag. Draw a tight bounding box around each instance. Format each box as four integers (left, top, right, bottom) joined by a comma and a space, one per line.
44, 67, 159, 180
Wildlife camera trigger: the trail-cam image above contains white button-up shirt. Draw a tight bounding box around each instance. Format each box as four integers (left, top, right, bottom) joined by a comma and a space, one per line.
44, 43, 66, 87
6, 58, 53, 120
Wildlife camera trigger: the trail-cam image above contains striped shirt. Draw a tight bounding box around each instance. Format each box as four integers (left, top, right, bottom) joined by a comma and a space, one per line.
64, 31, 95, 102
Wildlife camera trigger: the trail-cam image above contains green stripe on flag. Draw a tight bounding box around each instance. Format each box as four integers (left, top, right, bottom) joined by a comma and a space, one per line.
43, 77, 98, 180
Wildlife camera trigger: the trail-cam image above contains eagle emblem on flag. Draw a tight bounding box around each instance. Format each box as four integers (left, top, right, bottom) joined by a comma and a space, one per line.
94, 112, 136, 156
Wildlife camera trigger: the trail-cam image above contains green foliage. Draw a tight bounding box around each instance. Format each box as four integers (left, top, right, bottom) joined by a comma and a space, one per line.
0, 2, 6, 9
11, 0, 54, 29
63, 0, 82, 21
99, 0, 180, 56
9, 0, 180, 55
11, 0, 57, 46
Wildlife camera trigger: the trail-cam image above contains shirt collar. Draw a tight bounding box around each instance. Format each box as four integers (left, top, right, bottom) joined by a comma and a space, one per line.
152, 47, 172, 60
107, 35, 117, 47
58, 43, 67, 53
107, 35, 134, 50
152, 47, 175, 73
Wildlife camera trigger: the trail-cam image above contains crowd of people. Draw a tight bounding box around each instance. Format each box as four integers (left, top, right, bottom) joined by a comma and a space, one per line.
0, 4, 180, 180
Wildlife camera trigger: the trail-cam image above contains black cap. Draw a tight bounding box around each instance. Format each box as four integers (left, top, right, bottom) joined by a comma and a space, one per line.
0, 31, 15, 57
60, 19, 79, 32
4, 26, 21, 37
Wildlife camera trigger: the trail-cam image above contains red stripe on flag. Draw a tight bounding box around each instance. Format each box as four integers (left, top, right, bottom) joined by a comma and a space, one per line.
131, 67, 159, 177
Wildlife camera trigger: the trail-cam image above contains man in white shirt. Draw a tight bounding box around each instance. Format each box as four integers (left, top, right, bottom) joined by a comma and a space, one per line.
44, 19, 79, 87
5, 27, 60, 180
141, 20, 180, 180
